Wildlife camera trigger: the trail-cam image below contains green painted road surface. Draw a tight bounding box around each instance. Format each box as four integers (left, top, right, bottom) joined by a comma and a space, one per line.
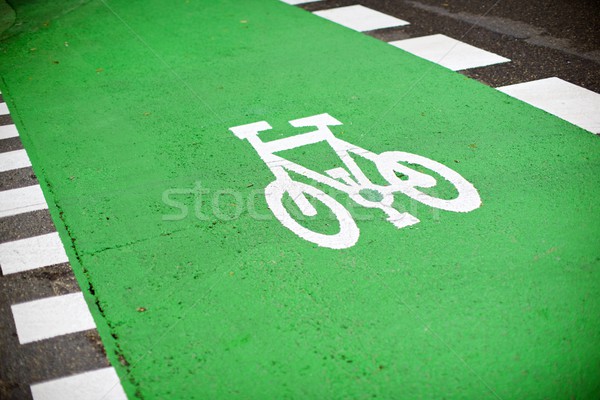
2, 0, 600, 398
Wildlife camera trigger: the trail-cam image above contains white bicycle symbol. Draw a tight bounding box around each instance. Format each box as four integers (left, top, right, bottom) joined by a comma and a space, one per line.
229, 113, 481, 249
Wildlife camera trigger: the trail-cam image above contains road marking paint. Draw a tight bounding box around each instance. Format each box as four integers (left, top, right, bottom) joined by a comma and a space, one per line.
0, 124, 19, 139
229, 113, 481, 249
498, 77, 600, 134
0, 149, 32, 172
389, 33, 510, 71
0, 184, 47, 218
0, 102, 9, 116
11, 292, 96, 344
281, 0, 322, 5
0, 232, 69, 275
30, 367, 127, 400
313, 5, 409, 32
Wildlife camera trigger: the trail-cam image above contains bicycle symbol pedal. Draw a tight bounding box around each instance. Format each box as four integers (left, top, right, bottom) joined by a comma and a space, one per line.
229, 113, 481, 249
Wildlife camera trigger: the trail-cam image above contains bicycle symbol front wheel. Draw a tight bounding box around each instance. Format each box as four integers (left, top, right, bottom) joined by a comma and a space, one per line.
265, 180, 359, 249
376, 151, 481, 212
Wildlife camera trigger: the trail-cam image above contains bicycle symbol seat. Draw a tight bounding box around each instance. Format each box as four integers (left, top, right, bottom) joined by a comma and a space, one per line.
229, 113, 481, 249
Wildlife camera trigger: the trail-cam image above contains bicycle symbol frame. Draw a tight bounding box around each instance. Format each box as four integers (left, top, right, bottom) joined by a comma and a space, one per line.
229, 113, 481, 249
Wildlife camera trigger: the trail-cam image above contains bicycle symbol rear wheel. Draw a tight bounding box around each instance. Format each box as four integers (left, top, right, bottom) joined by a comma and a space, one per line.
265, 180, 359, 249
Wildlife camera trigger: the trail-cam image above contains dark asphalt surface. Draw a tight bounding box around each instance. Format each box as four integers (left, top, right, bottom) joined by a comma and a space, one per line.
0, 265, 110, 400
302, 0, 600, 92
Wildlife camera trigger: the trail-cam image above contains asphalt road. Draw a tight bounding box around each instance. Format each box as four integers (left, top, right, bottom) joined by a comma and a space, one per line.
301, 0, 600, 92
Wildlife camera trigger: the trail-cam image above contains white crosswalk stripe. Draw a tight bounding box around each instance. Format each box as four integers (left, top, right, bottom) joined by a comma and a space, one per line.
0, 184, 47, 218
0, 124, 19, 139
0, 149, 32, 172
314, 5, 409, 32
498, 77, 600, 134
389, 34, 510, 71
30, 367, 127, 400
11, 292, 96, 344
281, 0, 322, 4
0, 232, 69, 275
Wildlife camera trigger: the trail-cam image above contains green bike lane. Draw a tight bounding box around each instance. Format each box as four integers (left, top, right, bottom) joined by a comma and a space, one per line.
1, 0, 599, 398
